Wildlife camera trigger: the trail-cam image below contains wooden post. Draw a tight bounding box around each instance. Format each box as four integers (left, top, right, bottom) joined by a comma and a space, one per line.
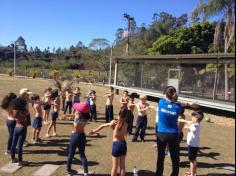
225, 63, 229, 100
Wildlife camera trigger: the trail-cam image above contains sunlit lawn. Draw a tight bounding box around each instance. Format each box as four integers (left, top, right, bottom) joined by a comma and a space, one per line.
0, 76, 235, 176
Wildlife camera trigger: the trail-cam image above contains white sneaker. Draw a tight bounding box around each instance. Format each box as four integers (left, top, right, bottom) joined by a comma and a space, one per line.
5, 151, 10, 155
52, 133, 57, 137
45, 134, 50, 138
23, 141, 29, 147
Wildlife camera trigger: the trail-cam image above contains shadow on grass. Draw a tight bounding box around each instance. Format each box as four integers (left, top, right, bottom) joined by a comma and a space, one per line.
198, 174, 235, 176
180, 161, 235, 170
28, 160, 99, 167
96, 170, 155, 176
87, 134, 107, 139
179, 147, 220, 160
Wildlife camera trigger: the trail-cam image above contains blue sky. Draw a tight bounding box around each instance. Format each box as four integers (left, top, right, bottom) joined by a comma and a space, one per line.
0, 0, 200, 50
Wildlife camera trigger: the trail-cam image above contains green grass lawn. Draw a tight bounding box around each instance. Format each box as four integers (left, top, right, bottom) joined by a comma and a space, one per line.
0, 76, 235, 176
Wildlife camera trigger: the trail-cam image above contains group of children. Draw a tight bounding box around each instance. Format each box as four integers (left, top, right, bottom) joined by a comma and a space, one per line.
1, 85, 203, 176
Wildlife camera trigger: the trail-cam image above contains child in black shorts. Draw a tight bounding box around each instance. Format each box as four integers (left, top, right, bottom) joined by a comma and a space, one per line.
180, 110, 204, 176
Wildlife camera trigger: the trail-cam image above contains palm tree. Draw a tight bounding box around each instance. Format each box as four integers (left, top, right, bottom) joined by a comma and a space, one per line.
191, 0, 235, 100
191, 0, 235, 53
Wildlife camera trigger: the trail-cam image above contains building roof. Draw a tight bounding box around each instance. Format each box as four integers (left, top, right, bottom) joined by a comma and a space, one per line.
113, 53, 235, 60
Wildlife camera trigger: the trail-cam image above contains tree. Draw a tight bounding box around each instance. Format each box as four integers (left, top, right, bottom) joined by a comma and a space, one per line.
89, 38, 110, 50
191, 0, 235, 53
76, 41, 84, 49
192, 0, 235, 101
115, 28, 125, 44
148, 22, 215, 55
15, 36, 27, 52
89, 38, 111, 77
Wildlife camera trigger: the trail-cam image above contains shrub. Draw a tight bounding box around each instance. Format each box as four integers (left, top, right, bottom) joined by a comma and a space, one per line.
49, 70, 59, 79
29, 68, 37, 78
72, 70, 81, 78
6, 68, 13, 76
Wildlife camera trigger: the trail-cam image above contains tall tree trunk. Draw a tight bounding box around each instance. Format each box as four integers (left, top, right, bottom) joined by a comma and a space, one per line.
225, 63, 229, 100
224, 6, 234, 101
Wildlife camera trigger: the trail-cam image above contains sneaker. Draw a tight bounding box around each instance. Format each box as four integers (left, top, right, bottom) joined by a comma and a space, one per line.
52, 133, 57, 137
5, 150, 10, 155
66, 169, 78, 176
35, 138, 43, 144
23, 141, 29, 147
11, 158, 18, 163
18, 161, 28, 166
45, 134, 50, 138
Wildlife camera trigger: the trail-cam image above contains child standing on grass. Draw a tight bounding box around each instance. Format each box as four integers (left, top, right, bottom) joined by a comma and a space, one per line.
73, 87, 81, 104
132, 95, 151, 142
1, 93, 17, 155
180, 110, 204, 176
31, 94, 43, 144
105, 86, 114, 123
89, 90, 97, 122
42, 87, 52, 125
67, 103, 91, 176
46, 89, 61, 138
127, 94, 136, 135
19, 88, 32, 147
64, 88, 74, 114
11, 97, 29, 166
89, 107, 129, 176
120, 90, 129, 108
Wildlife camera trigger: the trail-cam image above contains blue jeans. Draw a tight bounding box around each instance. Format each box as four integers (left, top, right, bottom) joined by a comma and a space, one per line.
11, 127, 27, 162
133, 115, 148, 141
105, 105, 113, 123
67, 133, 88, 173
6, 120, 16, 151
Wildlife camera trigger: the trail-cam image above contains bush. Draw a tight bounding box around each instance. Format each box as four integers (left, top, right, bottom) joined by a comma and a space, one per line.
28, 68, 37, 78
49, 70, 59, 79
72, 70, 81, 78
6, 68, 13, 76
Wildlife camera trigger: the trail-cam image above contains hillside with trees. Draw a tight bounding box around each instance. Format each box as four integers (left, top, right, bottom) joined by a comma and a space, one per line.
0, 0, 235, 81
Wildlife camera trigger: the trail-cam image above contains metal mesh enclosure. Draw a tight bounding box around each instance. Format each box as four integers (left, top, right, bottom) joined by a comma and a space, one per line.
115, 54, 235, 109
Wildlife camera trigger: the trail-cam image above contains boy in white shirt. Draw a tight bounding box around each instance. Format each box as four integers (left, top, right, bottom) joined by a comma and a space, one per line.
179, 110, 204, 176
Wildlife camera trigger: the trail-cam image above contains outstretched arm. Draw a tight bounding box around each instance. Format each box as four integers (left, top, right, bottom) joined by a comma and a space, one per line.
178, 100, 200, 109
89, 121, 116, 135
178, 119, 191, 124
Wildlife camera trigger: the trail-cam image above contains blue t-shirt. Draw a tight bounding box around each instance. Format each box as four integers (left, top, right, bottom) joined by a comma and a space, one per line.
157, 98, 183, 134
